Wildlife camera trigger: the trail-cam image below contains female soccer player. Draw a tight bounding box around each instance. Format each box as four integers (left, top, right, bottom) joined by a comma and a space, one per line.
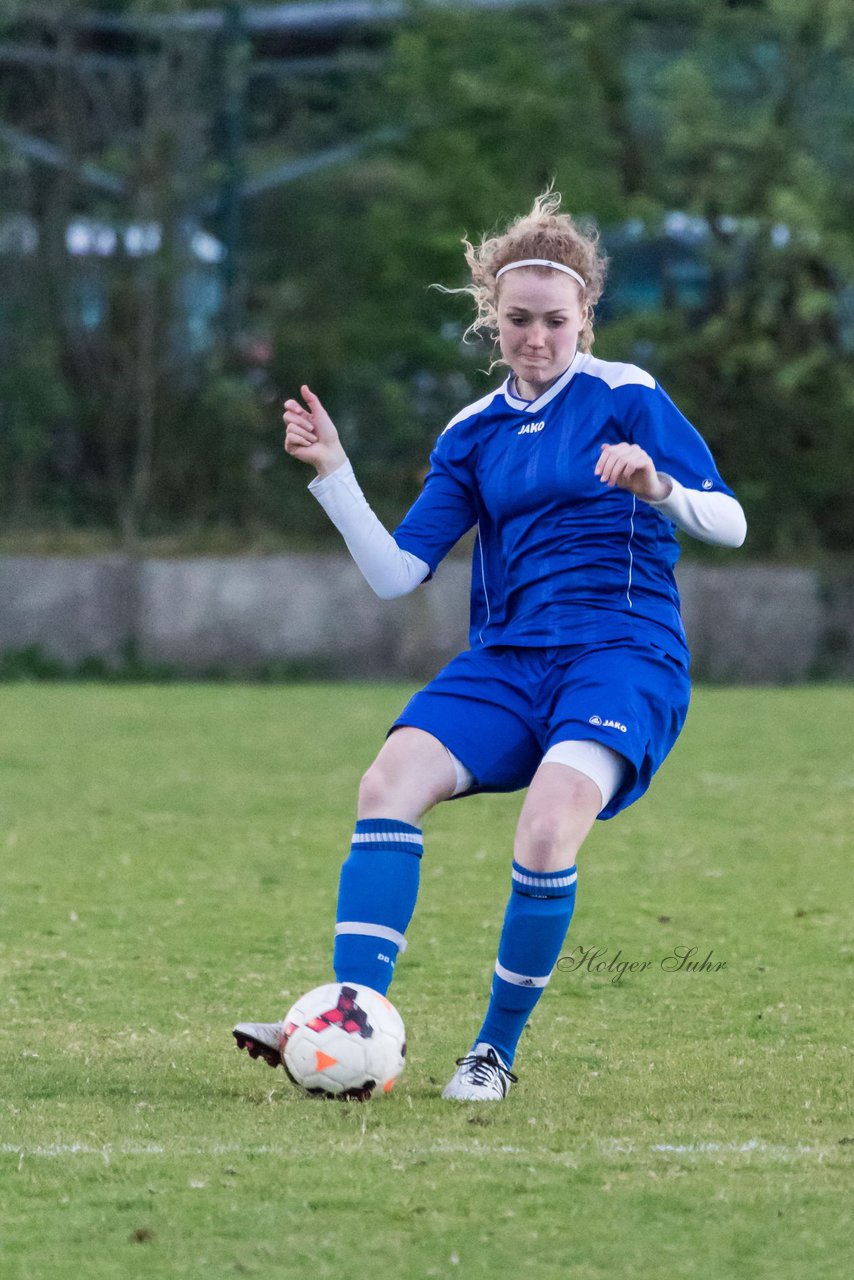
234, 191, 746, 1100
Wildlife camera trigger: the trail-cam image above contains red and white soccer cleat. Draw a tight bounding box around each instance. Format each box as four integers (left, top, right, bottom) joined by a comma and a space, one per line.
232, 1021, 284, 1069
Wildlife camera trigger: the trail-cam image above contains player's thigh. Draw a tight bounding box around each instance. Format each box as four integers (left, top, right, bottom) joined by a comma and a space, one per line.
358, 726, 457, 820
546, 641, 691, 819
392, 647, 542, 793
513, 762, 602, 871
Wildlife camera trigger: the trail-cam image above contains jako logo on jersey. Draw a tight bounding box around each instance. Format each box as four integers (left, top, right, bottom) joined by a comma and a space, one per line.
589, 715, 627, 733
518, 420, 545, 435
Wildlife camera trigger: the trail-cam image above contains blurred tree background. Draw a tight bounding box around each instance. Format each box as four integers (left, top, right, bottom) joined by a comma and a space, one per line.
1, 0, 852, 555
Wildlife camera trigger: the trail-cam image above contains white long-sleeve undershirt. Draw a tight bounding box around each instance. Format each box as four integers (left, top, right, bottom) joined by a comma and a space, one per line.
308, 460, 747, 600
308, 460, 429, 599
645, 475, 747, 547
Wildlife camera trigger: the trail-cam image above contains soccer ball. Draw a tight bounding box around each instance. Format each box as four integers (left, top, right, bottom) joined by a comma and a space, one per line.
279, 982, 406, 1100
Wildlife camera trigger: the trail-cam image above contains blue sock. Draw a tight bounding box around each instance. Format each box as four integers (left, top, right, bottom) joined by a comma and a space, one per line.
475, 861, 578, 1067
333, 819, 423, 995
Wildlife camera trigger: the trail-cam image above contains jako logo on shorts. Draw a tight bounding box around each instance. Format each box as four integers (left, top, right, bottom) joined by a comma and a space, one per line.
589, 715, 627, 733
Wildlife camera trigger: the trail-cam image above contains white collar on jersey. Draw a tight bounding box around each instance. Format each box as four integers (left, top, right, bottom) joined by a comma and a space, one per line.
504, 349, 586, 413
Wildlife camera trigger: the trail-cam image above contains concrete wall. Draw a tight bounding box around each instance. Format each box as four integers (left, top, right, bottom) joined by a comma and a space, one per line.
1, 553, 852, 681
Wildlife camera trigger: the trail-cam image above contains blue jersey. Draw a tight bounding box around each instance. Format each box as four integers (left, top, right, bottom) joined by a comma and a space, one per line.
392, 350, 736, 662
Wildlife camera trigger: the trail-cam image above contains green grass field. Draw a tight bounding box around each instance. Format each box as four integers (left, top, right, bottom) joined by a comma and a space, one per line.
1, 683, 851, 1279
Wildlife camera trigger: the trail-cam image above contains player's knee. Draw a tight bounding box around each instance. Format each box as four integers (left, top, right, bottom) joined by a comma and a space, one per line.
515, 810, 570, 865
357, 728, 457, 822
515, 781, 598, 866
357, 759, 395, 814
357, 757, 441, 823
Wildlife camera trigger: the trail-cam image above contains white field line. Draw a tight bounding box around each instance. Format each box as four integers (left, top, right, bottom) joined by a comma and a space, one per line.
0, 1138, 836, 1164
650, 1140, 818, 1156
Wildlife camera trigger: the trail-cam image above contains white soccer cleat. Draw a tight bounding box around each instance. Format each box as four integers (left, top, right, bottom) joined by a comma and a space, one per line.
441, 1042, 518, 1101
233, 1021, 284, 1069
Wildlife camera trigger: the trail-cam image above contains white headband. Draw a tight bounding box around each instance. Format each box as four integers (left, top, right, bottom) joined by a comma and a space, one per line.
496, 258, 586, 289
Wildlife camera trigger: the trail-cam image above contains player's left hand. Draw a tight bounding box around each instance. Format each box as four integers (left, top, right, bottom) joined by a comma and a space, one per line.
595, 443, 672, 502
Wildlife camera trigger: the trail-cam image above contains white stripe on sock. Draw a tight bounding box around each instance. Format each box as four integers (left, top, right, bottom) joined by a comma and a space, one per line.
494, 959, 551, 988
334, 921, 408, 953
512, 868, 577, 890
350, 831, 423, 847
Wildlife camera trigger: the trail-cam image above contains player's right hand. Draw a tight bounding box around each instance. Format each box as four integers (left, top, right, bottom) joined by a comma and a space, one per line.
283, 385, 347, 478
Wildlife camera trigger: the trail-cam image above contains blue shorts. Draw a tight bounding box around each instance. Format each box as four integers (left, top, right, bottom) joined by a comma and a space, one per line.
392, 641, 691, 819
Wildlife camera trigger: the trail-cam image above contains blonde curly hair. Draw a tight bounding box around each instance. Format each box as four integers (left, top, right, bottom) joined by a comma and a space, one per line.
450, 189, 608, 354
